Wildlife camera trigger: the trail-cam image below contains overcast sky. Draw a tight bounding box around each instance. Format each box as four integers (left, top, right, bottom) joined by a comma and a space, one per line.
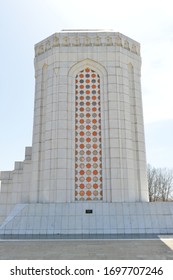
0, 0, 173, 170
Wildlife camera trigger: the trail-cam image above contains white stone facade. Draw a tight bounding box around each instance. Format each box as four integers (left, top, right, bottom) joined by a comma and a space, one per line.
31, 30, 149, 203
1, 202, 173, 235
0, 30, 172, 236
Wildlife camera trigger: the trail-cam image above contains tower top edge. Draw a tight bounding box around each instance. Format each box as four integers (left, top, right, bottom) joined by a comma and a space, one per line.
34, 30, 141, 57
35, 30, 140, 45
61, 29, 114, 32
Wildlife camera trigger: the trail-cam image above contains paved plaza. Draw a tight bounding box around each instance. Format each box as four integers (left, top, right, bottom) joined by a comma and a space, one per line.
0, 237, 173, 259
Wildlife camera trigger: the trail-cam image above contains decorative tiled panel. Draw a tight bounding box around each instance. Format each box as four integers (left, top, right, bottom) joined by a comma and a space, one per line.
75, 68, 103, 201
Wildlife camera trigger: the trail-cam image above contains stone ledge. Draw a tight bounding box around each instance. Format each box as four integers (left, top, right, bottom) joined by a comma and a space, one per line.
35, 32, 140, 57
0, 202, 173, 235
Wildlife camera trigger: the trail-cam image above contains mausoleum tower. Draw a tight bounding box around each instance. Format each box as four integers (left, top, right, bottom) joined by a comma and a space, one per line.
31, 29, 148, 203
2, 30, 173, 236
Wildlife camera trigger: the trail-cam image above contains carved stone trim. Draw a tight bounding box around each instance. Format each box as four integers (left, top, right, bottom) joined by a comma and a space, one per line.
35, 33, 140, 57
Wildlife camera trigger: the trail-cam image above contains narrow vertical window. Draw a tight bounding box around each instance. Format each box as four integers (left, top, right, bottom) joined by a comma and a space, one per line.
75, 68, 103, 201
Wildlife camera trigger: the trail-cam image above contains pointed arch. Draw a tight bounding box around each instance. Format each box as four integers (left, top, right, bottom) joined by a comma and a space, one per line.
68, 58, 107, 78
67, 59, 111, 202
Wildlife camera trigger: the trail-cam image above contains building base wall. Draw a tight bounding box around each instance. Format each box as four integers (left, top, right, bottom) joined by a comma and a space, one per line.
0, 202, 173, 235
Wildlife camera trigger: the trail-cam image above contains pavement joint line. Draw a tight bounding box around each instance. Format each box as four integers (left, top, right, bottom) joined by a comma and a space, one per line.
1, 238, 173, 242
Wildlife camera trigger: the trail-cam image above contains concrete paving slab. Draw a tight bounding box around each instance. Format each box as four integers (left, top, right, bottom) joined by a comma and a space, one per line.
0, 239, 173, 260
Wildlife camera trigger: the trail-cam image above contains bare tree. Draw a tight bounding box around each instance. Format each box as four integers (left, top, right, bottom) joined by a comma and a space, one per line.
147, 164, 173, 202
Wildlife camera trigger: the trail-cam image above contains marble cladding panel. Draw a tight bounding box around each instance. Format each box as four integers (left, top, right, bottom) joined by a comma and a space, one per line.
0, 202, 173, 235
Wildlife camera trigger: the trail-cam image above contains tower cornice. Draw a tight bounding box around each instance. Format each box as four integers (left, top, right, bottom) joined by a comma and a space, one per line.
35, 30, 140, 57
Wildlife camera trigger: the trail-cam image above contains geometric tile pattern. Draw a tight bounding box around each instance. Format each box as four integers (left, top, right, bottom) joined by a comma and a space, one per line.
75, 68, 103, 200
